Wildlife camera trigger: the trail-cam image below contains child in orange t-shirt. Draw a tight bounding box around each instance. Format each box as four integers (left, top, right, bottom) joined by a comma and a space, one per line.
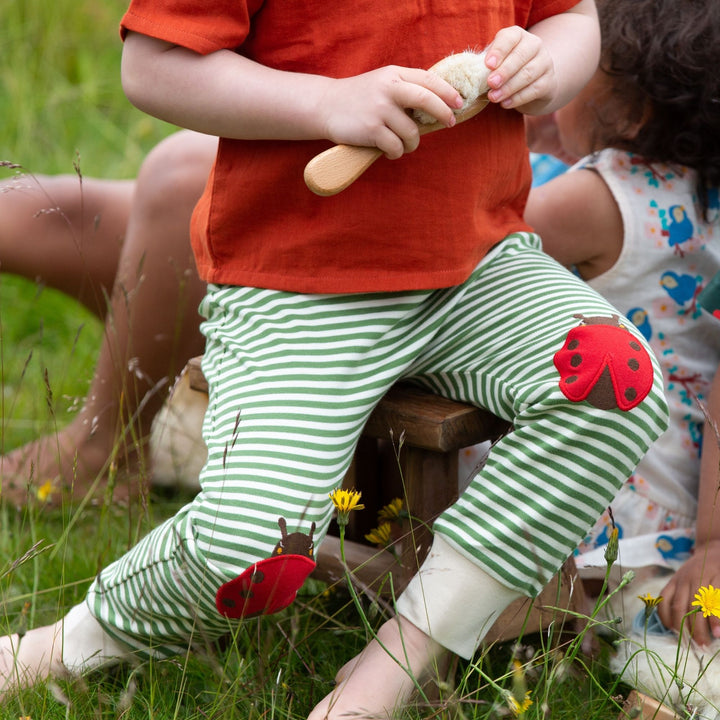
0, 1, 669, 717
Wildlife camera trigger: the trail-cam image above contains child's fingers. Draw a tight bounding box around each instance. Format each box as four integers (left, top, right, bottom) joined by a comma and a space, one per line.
485, 27, 554, 109
377, 111, 422, 158
660, 571, 716, 648
484, 25, 525, 70
373, 69, 462, 157
657, 577, 689, 636
691, 613, 713, 648
493, 67, 555, 109
322, 66, 463, 157
396, 67, 463, 124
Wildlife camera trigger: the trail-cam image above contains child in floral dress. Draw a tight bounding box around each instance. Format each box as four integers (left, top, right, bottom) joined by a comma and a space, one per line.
525, 0, 720, 649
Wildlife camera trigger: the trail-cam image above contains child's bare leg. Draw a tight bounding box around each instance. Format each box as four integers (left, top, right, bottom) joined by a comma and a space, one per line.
0, 172, 133, 316
0, 131, 215, 504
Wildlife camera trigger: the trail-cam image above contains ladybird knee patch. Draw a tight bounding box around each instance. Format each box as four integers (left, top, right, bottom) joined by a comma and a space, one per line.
553, 314, 654, 411
215, 517, 316, 619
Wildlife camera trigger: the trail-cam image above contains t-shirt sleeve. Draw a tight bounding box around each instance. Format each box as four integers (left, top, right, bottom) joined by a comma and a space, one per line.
120, 0, 253, 55
527, 0, 583, 28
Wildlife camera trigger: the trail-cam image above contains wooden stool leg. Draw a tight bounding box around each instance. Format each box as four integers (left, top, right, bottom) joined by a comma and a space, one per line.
397, 446, 458, 588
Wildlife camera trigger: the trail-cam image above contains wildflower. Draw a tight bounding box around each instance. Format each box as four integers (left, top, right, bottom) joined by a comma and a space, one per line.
329, 488, 364, 526
604, 525, 619, 566
693, 585, 720, 619
507, 659, 533, 716
638, 592, 663, 610
36, 480, 55, 503
638, 592, 663, 623
365, 522, 393, 547
507, 690, 533, 716
377, 497, 404, 523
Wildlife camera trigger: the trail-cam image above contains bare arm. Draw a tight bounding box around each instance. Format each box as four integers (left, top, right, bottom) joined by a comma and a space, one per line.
658, 368, 720, 646
484, 0, 600, 114
524, 167, 623, 280
121, 33, 463, 160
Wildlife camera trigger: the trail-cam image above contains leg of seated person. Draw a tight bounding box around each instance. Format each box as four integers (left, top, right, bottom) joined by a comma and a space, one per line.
0, 171, 133, 315
0, 130, 215, 505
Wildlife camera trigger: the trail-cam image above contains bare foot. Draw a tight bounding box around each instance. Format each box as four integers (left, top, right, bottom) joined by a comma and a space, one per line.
0, 623, 67, 700
0, 417, 146, 508
0, 602, 134, 701
308, 616, 444, 720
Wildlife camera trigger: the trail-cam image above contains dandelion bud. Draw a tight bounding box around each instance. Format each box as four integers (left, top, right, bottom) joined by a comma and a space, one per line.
604, 526, 619, 566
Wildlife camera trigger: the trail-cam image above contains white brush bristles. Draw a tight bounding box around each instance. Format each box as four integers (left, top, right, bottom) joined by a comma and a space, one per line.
414, 50, 490, 124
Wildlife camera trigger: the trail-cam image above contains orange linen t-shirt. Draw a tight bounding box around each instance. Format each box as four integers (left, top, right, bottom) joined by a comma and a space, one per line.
121, 0, 580, 294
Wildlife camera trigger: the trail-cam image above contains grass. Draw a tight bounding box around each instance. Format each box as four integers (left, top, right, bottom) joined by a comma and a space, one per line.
0, 276, 100, 451
0, 0, 174, 450
0, 1, 711, 718
0, 0, 172, 179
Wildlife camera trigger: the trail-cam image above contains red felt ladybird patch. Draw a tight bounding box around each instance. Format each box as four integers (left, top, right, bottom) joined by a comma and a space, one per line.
553, 314, 654, 411
216, 518, 317, 619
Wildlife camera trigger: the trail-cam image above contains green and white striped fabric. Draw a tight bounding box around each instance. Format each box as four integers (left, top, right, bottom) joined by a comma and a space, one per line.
87, 232, 668, 659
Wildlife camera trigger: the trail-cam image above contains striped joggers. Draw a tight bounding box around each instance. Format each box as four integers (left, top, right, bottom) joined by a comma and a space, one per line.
86, 233, 668, 658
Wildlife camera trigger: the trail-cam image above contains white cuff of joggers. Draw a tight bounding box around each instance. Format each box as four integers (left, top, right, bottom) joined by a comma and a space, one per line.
61, 602, 130, 673
395, 535, 522, 659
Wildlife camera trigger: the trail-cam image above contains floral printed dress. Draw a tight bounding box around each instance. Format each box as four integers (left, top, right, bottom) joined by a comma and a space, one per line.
569, 149, 720, 574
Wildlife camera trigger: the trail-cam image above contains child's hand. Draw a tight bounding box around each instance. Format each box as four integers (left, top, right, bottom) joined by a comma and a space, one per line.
657, 540, 720, 647
318, 66, 464, 159
484, 26, 557, 114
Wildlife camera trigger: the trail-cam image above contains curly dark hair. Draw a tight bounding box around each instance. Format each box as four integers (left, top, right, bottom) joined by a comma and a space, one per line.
596, 0, 720, 213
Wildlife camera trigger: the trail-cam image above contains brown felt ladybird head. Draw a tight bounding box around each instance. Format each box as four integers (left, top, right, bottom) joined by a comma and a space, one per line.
215, 516, 318, 619
272, 517, 316, 558
553, 314, 654, 411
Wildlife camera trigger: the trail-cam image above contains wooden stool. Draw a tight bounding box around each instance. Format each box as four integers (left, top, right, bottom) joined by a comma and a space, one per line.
184, 356, 585, 644
618, 691, 678, 720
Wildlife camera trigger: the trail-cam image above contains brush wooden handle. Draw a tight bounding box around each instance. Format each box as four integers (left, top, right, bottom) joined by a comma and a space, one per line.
304, 95, 489, 197
304, 145, 383, 197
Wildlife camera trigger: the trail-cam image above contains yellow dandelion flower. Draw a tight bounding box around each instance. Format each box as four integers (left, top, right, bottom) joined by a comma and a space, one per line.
693, 585, 720, 619
329, 488, 364, 513
365, 522, 393, 547
377, 497, 404, 523
36, 480, 55, 503
638, 592, 663, 623
508, 659, 533, 716
329, 488, 364, 526
638, 593, 663, 610
507, 691, 533, 716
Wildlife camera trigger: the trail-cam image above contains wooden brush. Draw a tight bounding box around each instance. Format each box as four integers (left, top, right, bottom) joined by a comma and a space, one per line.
304, 51, 490, 197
